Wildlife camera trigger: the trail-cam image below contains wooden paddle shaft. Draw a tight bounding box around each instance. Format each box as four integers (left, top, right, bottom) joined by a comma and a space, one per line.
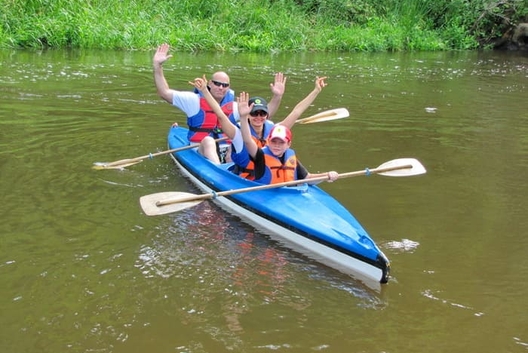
156, 163, 412, 207
102, 137, 229, 167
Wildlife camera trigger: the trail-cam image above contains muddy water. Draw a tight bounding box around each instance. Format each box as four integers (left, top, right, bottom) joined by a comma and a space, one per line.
1, 49, 527, 353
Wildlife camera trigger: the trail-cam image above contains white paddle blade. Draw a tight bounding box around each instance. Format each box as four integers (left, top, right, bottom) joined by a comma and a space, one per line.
140, 192, 203, 216
298, 108, 349, 124
377, 158, 426, 177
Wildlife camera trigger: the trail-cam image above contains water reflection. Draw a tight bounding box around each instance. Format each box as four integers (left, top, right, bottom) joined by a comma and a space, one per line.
134, 200, 388, 349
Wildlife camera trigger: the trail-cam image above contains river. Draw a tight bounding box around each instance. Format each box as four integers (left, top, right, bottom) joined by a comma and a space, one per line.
1, 48, 527, 353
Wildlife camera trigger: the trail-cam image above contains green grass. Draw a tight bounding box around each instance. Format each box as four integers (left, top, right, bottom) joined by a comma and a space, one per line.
0, 0, 525, 51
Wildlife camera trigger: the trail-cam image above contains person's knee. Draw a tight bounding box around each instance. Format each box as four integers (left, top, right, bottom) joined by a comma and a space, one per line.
200, 137, 216, 155
201, 136, 215, 149
199, 137, 220, 164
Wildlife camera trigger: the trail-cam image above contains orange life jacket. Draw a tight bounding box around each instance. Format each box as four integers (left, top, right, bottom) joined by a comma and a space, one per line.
256, 148, 297, 184
235, 120, 275, 179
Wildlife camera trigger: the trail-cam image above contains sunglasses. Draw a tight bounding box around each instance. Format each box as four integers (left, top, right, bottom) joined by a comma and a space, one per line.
211, 80, 230, 88
250, 110, 268, 117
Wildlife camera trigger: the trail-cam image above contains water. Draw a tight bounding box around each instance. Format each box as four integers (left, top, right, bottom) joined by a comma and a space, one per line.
1, 48, 528, 353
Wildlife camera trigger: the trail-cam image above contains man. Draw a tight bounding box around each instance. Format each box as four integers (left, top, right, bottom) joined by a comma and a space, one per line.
153, 43, 285, 164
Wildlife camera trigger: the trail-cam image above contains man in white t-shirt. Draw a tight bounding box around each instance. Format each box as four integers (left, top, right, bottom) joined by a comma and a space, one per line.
153, 43, 285, 164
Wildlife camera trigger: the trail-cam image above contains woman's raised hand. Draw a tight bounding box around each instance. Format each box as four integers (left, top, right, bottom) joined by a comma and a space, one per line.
314, 76, 328, 92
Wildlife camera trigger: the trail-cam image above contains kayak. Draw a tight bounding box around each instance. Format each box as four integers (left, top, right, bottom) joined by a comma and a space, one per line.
162, 126, 391, 285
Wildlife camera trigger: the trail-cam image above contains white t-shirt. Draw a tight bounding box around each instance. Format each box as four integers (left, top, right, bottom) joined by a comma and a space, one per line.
170, 90, 240, 121
171, 90, 201, 116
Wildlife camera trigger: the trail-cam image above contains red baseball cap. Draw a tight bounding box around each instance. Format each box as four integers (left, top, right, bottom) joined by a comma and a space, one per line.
268, 124, 292, 143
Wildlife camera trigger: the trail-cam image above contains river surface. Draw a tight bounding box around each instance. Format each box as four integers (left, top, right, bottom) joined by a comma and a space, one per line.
1, 48, 528, 353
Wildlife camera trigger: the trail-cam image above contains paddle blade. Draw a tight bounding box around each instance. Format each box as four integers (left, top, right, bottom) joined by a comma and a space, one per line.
376, 158, 426, 177
140, 192, 203, 216
92, 160, 143, 170
297, 108, 349, 124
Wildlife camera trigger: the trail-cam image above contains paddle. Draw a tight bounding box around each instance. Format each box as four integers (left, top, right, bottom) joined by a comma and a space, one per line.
92, 137, 228, 170
296, 108, 349, 124
93, 108, 349, 170
140, 158, 426, 216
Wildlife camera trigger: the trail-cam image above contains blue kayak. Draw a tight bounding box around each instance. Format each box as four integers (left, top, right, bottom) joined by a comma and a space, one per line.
165, 126, 391, 285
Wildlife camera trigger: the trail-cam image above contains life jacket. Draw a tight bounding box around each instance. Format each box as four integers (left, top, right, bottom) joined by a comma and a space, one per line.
233, 120, 275, 179
255, 147, 297, 184
234, 159, 257, 180
250, 120, 275, 148
187, 90, 235, 143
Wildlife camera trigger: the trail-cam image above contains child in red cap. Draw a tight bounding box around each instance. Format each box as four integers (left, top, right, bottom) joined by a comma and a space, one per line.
239, 93, 338, 185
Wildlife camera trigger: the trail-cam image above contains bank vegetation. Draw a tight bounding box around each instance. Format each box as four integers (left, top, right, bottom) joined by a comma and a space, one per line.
1, 0, 527, 51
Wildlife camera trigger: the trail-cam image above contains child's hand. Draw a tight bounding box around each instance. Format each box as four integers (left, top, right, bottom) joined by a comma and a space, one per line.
327, 171, 338, 182
188, 75, 208, 91
237, 92, 252, 117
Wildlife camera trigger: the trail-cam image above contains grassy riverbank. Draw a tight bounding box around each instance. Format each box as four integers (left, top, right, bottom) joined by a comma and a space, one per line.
1, 0, 526, 51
